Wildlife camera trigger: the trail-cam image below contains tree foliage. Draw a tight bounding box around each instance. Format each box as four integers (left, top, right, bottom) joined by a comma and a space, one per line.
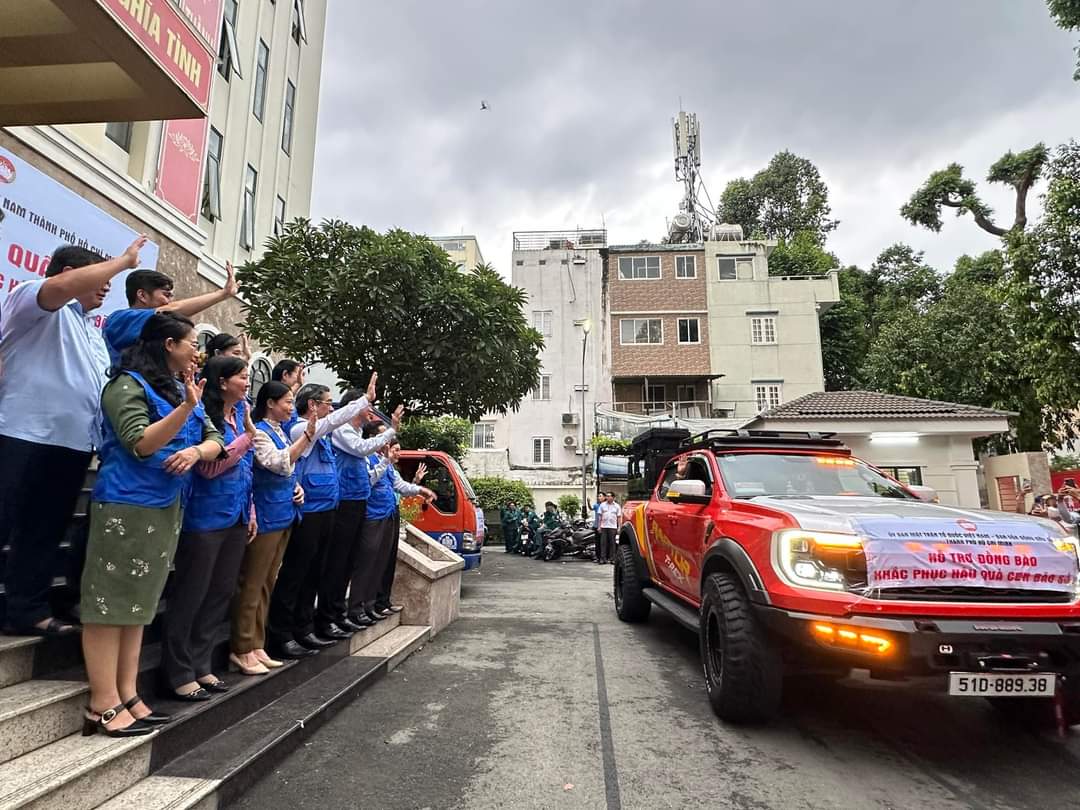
237, 220, 543, 420
590, 435, 631, 453
557, 494, 582, 518
397, 416, 472, 462
470, 477, 534, 511
717, 151, 838, 243
1048, 0, 1080, 79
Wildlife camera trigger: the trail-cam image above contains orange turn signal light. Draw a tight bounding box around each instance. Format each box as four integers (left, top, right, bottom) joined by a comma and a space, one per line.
811, 622, 892, 655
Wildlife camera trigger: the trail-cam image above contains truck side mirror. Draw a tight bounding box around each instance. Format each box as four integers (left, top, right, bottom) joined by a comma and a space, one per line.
907, 484, 939, 503
667, 478, 710, 504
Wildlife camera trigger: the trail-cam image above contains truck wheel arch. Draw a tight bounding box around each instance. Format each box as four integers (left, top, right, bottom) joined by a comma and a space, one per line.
618, 524, 652, 584
701, 538, 771, 605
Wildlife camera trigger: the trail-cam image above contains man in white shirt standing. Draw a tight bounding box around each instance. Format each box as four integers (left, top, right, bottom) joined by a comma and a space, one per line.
597, 492, 621, 565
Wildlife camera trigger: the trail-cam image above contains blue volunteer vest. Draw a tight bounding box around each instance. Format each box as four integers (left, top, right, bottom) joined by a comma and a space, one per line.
92, 371, 205, 508
366, 456, 399, 521
183, 401, 253, 533
296, 434, 339, 514
252, 421, 300, 532
336, 443, 372, 502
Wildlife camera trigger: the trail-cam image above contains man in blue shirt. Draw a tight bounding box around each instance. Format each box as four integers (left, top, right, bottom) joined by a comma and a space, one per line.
0, 236, 147, 636
103, 261, 239, 365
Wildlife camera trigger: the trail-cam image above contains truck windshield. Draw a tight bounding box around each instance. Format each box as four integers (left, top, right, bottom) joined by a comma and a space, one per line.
447, 456, 478, 501
715, 453, 914, 500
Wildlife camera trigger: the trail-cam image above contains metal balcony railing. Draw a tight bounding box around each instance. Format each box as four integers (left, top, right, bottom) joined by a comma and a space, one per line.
512, 229, 607, 251
612, 400, 716, 419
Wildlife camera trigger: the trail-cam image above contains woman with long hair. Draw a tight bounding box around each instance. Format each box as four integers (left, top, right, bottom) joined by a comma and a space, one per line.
81, 313, 225, 737
161, 356, 257, 700
205, 332, 245, 359
229, 381, 316, 675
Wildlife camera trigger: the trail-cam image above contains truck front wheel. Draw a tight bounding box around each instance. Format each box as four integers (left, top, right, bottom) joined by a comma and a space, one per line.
614, 543, 651, 623
700, 571, 782, 723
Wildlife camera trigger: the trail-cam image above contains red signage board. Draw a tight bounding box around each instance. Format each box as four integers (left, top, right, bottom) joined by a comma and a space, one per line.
175, 0, 223, 51
96, 0, 215, 112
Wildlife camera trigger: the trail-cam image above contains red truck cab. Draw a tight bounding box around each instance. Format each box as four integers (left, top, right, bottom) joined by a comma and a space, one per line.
396, 450, 484, 570
615, 428, 1080, 726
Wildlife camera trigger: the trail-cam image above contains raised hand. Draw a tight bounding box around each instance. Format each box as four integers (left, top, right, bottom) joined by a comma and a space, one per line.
242, 401, 257, 436
123, 235, 149, 268
238, 333, 252, 361
224, 261, 239, 297
366, 372, 378, 404
183, 370, 207, 409
391, 404, 404, 430
413, 462, 428, 484
163, 447, 201, 476
305, 405, 318, 435
421, 487, 437, 504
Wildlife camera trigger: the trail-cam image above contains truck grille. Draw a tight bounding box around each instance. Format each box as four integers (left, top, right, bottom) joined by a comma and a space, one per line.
865, 586, 1075, 604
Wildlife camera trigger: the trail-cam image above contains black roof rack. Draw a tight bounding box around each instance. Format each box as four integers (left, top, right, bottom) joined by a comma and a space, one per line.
680, 429, 846, 453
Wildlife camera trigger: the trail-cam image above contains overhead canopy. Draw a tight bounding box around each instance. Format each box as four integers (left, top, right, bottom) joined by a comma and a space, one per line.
0, 0, 215, 125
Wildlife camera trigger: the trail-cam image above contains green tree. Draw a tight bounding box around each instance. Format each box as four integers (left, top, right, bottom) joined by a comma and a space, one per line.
397, 416, 472, 462
820, 266, 871, 391
767, 230, 839, 278
237, 221, 543, 420
557, 494, 582, 519
1048, 0, 1080, 79
470, 477, 534, 511
717, 151, 838, 243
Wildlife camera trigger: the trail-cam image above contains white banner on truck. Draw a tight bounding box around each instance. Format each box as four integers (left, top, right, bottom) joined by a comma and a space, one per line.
0, 145, 159, 329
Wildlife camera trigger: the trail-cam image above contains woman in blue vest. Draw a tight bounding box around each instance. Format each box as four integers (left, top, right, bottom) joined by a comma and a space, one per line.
266, 379, 376, 658
230, 381, 316, 675
81, 313, 225, 738
161, 356, 257, 701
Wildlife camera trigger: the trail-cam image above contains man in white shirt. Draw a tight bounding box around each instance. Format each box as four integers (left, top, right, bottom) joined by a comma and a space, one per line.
597, 492, 621, 565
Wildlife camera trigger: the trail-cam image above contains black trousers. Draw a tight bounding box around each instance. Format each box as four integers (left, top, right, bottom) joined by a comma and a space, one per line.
161, 521, 248, 688
0, 435, 92, 629
267, 508, 336, 645
348, 514, 395, 616
599, 528, 617, 562
318, 498, 366, 629
375, 511, 401, 609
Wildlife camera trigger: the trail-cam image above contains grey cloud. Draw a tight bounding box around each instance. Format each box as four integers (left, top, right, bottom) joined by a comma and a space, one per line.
312, 0, 1080, 272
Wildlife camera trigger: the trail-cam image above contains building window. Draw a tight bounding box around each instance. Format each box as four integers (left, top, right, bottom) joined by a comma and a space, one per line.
253, 40, 269, 121
532, 310, 553, 337
645, 384, 666, 412
250, 356, 273, 399
218, 0, 242, 80
291, 0, 307, 44
515, 260, 524, 266
750, 316, 777, 345
754, 384, 782, 412
620, 318, 662, 345
879, 466, 924, 486
273, 195, 286, 236
282, 80, 296, 155
675, 256, 697, 279
718, 257, 737, 280
472, 423, 496, 449
240, 165, 258, 250
532, 437, 552, 465
104, 122, 132, 151
677, 318, 700, 344
618, 256, 660, 280
195, 325, 219, 353
676, 384, 697, 403
202, 127, 224, 221
532, 374, 551, 401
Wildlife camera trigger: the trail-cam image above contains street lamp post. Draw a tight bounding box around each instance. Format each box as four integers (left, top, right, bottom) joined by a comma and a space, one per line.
580, 319, 591, 520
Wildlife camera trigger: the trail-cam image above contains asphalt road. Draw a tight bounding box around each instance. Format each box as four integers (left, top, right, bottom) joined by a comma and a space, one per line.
235, 551, 1080, 810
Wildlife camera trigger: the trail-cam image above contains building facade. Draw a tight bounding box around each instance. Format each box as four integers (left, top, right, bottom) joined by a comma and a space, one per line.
430, 235, 485, 271
1, 0, 327, 394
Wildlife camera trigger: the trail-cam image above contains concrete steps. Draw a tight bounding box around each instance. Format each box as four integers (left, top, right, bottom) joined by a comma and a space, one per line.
361, 624, 432, 671
0, 679, 87, 765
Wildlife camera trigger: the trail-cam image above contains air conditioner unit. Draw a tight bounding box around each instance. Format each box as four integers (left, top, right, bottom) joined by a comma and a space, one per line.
563, 435, 578, 448
562, 412, 579, 426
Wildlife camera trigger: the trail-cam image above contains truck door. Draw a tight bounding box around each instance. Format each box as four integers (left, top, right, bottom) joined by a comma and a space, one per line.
648, 454, 712, 599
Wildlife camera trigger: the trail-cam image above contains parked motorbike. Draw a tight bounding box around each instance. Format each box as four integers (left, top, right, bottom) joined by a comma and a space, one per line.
542, 519, 597, 561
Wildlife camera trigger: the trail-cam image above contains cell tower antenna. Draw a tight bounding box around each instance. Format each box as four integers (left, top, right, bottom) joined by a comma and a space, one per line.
668, 111, 714, 243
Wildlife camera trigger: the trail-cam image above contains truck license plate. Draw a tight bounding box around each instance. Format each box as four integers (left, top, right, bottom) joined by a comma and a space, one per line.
948, 672, 1056, 697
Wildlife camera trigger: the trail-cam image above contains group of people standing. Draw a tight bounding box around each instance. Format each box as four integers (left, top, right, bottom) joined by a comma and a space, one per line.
0, 238, 435, 739
499, 491, 621, 563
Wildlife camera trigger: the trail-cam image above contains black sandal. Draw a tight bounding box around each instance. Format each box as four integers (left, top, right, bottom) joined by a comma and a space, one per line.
123, 695, 172, 724
19, 618, 79, 637
82, 704, 154, 737
196, 678, 230, 694
173, 686, 214, 702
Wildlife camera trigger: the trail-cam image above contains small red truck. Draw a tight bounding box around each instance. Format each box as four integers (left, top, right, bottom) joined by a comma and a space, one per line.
614, 428, 1080, 726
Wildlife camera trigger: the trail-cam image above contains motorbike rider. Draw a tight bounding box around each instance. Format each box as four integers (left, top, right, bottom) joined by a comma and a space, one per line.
532, 501, 560, 557
523, 505, 541, 554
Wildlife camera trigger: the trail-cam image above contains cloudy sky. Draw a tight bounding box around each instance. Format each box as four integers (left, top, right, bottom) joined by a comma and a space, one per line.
310, 0, 1079, 276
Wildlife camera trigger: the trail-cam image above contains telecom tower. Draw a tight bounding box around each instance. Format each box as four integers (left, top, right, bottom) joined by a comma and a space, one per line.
667, 111, 715, 243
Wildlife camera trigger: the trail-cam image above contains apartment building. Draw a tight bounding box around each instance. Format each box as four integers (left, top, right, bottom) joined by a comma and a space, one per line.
0, 0, 327, 396
705, 239, 839, 419
430, 235, 486, 271
466, 230, 608, 502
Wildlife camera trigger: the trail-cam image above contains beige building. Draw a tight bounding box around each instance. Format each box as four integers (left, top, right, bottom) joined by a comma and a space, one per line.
0, 0, 328, 394
431, 235, 486, 271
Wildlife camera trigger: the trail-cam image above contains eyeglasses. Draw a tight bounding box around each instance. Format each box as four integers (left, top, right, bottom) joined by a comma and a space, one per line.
317, 399, 334, 406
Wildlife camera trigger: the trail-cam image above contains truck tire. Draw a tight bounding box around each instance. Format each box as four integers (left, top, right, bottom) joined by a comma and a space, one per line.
700, 571, 782, 723
614, 543, 651, 623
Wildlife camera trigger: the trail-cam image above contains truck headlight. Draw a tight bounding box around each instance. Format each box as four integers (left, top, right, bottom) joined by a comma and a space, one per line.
774, 529, 863, 592
462, 532, 478, 551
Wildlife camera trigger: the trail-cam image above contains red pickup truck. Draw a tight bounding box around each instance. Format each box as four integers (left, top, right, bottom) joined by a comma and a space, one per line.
614, 429, 1080, 727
